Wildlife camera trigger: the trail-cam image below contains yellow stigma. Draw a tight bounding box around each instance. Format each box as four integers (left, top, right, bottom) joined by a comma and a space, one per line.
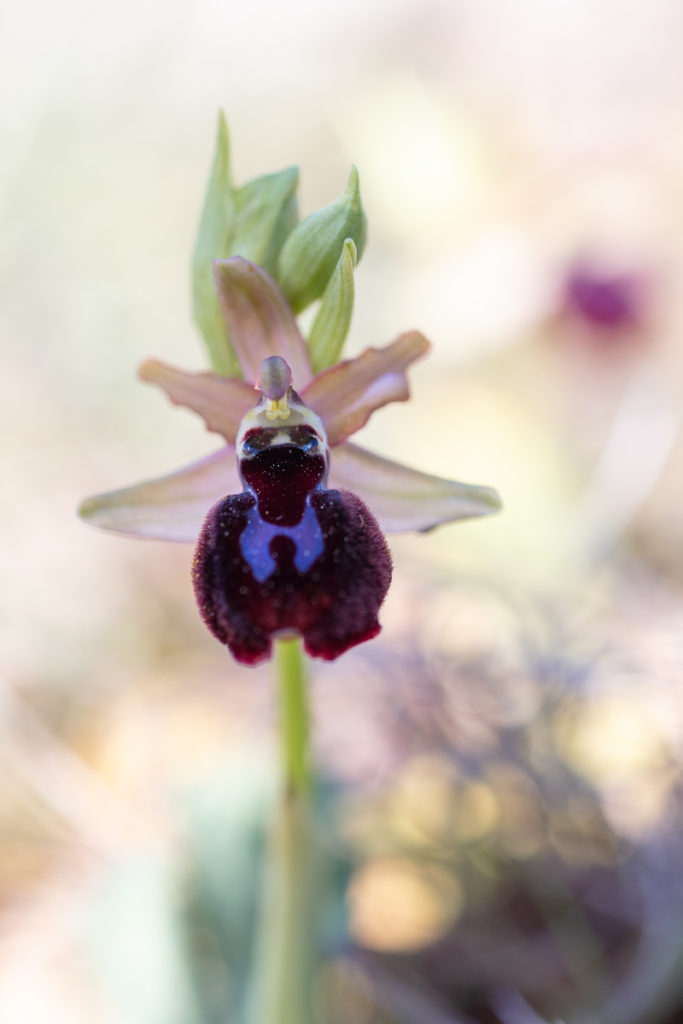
265, 395, 291, 421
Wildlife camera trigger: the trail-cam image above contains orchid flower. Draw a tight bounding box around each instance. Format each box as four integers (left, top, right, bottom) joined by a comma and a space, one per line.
79, 123, 500, 665
80, 257, 500, 663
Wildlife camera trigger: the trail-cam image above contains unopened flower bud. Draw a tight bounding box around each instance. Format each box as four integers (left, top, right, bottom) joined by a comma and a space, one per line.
308, 238, 357, 373
191, 111, 239, 376
277, 166, 367, 314
232, 167, 299, 276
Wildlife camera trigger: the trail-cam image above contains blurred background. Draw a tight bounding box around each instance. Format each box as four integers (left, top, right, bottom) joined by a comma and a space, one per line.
3, 0, 683, 1021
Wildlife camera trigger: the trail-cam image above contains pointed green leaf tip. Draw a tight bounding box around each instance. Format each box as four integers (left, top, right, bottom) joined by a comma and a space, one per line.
233, 167, 299, 277
191, 116, 304, 377
308, 238, 357, 373
277, 166, 367, 314
191, 111, 239, 376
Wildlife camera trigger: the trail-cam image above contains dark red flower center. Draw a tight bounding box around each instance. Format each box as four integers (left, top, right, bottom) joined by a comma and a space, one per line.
239, 427, 326, 524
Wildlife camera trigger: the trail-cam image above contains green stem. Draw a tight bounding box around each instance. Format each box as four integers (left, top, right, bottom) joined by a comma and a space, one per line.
244, 637, 315, 1024
276, 635, 311, 794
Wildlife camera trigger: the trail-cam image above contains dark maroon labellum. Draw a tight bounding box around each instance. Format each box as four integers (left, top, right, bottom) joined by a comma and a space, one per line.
192, 434, 392, 664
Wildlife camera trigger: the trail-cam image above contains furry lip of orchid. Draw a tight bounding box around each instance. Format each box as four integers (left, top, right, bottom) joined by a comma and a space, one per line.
80, 257, 501, 664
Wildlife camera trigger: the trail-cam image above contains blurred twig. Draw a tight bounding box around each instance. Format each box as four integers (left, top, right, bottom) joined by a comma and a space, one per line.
573, 363, 680, 559
0, 678, 158, 859
491, 989, 564, 1024
352, 954, 479, 1024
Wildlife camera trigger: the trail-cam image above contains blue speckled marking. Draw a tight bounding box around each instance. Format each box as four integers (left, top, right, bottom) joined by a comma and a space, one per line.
239, 499, 324, 583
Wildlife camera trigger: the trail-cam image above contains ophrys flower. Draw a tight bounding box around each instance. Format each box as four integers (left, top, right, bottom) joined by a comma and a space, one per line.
81, 116, 502, 667
80, 257, 500, 662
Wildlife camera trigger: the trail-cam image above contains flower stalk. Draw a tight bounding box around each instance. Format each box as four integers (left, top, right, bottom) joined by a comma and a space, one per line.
276, 635, 311, 794
245, 637, 316, 1024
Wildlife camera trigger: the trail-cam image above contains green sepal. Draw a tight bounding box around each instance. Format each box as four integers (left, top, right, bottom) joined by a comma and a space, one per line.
191, 111, 240, 376
277, 166, 367, 314
233, 167, 300, 278
308, 238, 357, 372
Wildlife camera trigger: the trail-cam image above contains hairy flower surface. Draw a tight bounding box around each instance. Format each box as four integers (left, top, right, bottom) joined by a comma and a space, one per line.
192, 355, 392, 662
81, 257, 501, 662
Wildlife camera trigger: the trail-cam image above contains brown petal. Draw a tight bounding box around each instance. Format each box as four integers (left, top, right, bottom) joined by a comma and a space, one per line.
78, 448, 239, 541
213, 256, 313, 386
138, 359, 256, 441
302, 331, 430, 445
328, 442, 502, 533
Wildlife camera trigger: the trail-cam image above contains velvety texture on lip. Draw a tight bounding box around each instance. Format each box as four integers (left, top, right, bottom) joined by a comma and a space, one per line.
192, 443, 392, 664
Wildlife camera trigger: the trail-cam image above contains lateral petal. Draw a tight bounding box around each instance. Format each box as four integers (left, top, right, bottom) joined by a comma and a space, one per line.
78, 448, 239, 542
138, 359, 256, 441
328, 442, 502, 533
302, 331, 431, 445
213, 257, 313, 386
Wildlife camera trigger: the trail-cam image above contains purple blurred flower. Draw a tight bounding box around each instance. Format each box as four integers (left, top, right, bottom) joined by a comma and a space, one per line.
562, 260, 648, 335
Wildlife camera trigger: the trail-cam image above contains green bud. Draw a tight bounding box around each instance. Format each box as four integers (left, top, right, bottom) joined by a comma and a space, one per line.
191, 111, 240, 376
232, 167, 299, 277
277, 166, 367, 314
308, 238, 357, 372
